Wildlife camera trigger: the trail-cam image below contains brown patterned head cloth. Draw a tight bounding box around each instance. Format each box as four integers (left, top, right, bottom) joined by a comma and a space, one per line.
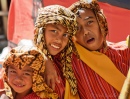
3, 45, 58, 99
69, 0, 109, 50
33, 5, 78, 95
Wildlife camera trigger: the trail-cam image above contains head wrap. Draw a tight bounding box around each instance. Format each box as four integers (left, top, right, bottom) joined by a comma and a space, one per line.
3, 45, 58, 99
33, 5, 78, 95
69, 0, 108, 50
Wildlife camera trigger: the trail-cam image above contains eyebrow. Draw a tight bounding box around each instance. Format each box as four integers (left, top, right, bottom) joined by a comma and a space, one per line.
84, 16, 94, 20
52, 24, 61, 31
9, 66, 32, 72
9, 66, 16, 69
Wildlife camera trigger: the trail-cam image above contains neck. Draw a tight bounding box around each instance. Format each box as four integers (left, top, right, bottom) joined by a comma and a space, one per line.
14, 90, 32, 99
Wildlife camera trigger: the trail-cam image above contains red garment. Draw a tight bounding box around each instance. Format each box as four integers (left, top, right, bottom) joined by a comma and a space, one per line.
23, 92, 41, 99
72, 47, 130, 99
53, 55, 66, 99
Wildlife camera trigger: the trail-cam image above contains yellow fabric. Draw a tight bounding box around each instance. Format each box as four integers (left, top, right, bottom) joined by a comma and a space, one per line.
64, 80, 80, 99
74, 42, 126, 92
126, 35, 130, 48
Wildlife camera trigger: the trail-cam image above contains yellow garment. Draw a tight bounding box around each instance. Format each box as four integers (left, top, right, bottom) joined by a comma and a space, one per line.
64, 80, 80, 99
74, 42, 126, 92
126, 35, 130, 48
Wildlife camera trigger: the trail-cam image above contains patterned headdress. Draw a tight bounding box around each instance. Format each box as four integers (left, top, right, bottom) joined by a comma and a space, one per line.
33, 5, 78, 95
3, 45, 58, 99
69, 0, 108, 49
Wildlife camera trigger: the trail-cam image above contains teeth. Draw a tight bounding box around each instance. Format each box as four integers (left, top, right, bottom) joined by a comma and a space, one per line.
15, 84, 24, 87
51, 44, 60, 49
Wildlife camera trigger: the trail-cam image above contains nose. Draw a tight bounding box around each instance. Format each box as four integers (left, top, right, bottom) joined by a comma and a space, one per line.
14, 75, 23, 82
83, 28, 89, 36
55, 35, 62, 43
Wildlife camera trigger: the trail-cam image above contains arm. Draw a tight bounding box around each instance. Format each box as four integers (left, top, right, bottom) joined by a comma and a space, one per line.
44, 57, 60, 90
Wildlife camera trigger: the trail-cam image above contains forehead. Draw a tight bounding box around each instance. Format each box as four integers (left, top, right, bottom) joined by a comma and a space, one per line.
76, 8, 95, 17
46, 24, 68, 31
9, 65, 33, 72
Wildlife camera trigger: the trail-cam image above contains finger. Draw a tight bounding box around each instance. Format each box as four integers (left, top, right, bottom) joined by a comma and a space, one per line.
56, 77, 60, 83
46, 76, 51, 87
51, 79, 56, 90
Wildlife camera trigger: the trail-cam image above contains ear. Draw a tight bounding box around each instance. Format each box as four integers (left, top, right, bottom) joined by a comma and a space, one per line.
72, 36, 77, 42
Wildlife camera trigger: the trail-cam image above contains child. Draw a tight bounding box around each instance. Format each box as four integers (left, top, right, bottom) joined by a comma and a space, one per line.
69, 0, 130, 98
33, 4, 79, 99
1, 45, 58, 99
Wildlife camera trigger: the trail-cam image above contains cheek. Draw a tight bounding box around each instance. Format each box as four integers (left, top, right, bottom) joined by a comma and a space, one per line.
25, 77, 33, 84
62, 39, 69, 49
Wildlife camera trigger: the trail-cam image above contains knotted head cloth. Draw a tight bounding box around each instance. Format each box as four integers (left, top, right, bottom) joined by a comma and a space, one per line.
3, 45, 58, 99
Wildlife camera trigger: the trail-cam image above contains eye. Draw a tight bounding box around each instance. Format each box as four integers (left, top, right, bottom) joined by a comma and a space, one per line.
50, 30, 57, 34
9, 70, 16, 73
87, 20, 93, 25
63, 33, 70, 38
9, 70, 16, 74
23, 72, 32, 76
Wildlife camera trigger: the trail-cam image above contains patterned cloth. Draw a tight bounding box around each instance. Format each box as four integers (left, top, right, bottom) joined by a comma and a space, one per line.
72, 46, 130, 99
3, 45, 58, 99
33, 5, 78, 95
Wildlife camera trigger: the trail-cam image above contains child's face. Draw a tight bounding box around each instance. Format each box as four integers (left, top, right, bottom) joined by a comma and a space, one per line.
75, 8, 104, 51
45, 24, 70, 55
7, 65, 33, 94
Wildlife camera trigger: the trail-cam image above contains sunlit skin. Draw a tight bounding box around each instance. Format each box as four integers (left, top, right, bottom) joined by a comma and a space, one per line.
75, 8, 104, 51
45, 24, 70, 55
8, 65, 33, 99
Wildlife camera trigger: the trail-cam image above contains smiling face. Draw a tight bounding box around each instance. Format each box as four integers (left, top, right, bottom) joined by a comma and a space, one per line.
7, 65, 33, 95
75, 8, 104, 51
45, 24, 70, 55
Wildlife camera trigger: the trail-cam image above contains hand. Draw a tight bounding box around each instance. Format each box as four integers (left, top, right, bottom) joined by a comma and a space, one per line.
44, 58, 60, 90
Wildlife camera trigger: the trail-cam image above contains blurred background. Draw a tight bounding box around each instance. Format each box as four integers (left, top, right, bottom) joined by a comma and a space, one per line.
0, 0, 11, 53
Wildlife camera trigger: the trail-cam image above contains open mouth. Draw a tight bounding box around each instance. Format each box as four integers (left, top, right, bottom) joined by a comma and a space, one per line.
51, 44, 60, 49
87, 38, 95, 43
14, 83, 25, 87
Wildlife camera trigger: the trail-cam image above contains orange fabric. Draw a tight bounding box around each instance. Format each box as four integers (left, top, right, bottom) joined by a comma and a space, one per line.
43, 0, 78, 7
7, 0, 35, 44
99, 2, 130, 42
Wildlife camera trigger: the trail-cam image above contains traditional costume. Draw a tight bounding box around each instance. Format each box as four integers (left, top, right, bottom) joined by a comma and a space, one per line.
34, 5, 79, 99
2, 45, 58, 99
69, 0, 130, 98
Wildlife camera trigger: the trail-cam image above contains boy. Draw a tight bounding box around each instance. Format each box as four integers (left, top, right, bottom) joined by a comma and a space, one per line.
69, 0, 130, 98
33, 4, 79, 99
1, 45, 58, 99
